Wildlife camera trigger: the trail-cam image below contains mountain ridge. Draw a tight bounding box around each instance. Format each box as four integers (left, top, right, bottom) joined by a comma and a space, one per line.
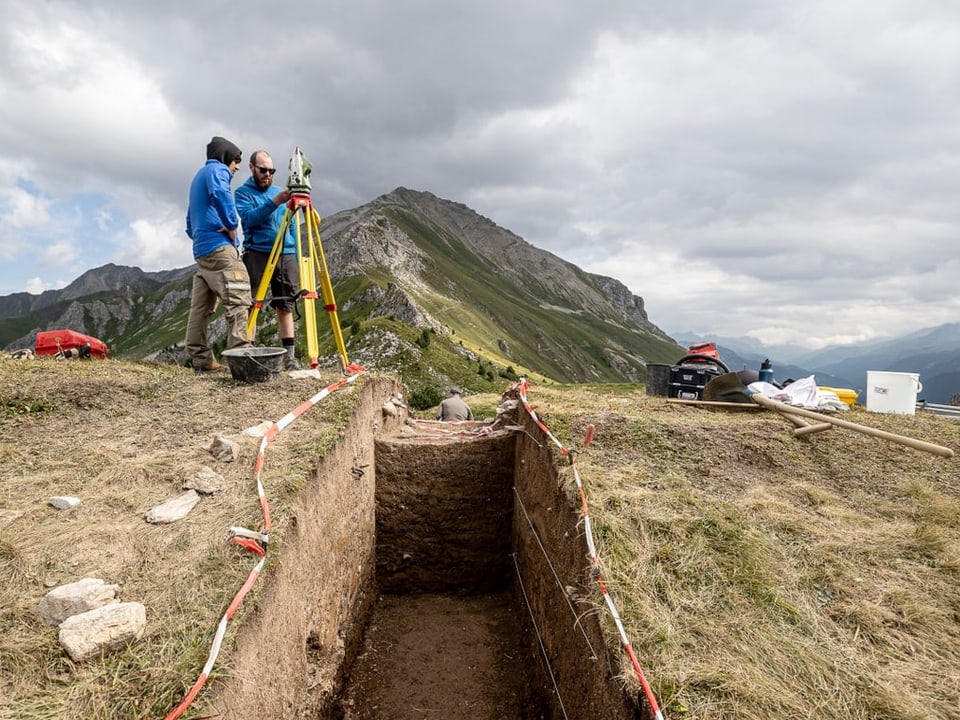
4, 186, 957, 402
0, 188, 682, 398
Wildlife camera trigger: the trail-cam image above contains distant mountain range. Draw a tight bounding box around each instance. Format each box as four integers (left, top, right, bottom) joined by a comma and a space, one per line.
0, 188, 683, 402
3, 186, 956, 404
673, 327, 960, 405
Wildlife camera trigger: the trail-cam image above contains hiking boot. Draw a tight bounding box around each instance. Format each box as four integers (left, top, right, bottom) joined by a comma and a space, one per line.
283, 355, 301, 371
194, 361, 229, 375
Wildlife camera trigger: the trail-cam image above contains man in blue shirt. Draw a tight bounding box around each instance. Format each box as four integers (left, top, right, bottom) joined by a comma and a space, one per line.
234, 150, 301, 370
184, 136, 253, 373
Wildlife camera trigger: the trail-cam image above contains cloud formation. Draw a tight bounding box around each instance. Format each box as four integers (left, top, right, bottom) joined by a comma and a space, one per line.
1, 1, 958, 347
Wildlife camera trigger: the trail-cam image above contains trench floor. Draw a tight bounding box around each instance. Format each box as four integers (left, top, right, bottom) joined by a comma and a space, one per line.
338, 592, 544, 719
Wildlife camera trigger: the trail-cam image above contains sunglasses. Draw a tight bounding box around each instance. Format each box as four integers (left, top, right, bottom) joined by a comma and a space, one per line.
255, 166, 277, 175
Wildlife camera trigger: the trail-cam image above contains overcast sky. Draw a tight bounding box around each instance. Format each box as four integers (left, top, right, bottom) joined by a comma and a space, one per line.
1, 1, 958, 348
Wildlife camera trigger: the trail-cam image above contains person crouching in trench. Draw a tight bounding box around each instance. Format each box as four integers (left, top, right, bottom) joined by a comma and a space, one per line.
437, 386, 474, 421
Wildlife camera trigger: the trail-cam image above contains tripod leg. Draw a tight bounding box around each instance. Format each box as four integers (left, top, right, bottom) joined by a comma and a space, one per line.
308, 206, 350, 372
298, 208, 321, 369
246, 209, 294, 341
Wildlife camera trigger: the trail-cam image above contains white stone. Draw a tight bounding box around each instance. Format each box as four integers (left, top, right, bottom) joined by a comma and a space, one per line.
49, 496, 81, 510
289, 368, 322, 380
58, 602, 147, 662
145, 490, 200, 524
38, 578, 120, 626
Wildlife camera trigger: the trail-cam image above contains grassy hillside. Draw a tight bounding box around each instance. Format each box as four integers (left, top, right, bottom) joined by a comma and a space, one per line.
1, 189, 684, 387
383, 206, 680, 380
2, 360, 957, 718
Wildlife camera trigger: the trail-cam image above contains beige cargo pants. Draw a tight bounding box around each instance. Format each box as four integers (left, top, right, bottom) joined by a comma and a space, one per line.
185, 244, 252, 369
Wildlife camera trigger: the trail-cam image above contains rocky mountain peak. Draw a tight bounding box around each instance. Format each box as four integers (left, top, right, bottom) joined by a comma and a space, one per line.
0, 188, 684, 384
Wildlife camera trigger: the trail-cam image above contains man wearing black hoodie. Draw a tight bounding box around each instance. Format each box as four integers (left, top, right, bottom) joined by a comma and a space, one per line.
185, 136, 253, 373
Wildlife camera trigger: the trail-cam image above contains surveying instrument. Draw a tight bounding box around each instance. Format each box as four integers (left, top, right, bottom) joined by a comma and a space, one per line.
246, 147, 351, 372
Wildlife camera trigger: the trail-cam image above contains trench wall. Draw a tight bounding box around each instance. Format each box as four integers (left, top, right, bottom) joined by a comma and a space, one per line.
209, 375, 404, 718
375, 401, 637, 719
374, 434, 516, 593
208, 384, 637, 720
512, 409, 637, 720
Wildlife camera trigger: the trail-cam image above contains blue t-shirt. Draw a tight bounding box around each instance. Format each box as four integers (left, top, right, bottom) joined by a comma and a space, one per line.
234, 177, 296, 255
185, 160, 239, 260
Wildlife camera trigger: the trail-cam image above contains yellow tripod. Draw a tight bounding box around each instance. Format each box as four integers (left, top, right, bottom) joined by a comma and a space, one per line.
245, 153, 350, 372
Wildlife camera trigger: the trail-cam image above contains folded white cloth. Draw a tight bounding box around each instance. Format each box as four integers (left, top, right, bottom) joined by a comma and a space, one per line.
748, 375, 848, 412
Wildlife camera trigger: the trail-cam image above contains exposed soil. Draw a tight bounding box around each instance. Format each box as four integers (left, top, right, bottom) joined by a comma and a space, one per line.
339, 593, 539, 720
353, 419, 636, 720
201, 392, 635, 720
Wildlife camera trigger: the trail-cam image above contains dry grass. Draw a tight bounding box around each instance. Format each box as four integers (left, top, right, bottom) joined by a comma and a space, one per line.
0, 357, 364, 719
520, 384, 960, 720
2, 363, 959, 719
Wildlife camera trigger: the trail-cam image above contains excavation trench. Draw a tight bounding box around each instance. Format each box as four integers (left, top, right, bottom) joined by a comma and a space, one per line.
208, 379, 636, 720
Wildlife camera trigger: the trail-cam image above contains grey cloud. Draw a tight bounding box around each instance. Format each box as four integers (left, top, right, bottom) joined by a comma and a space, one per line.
2, 0, 960, 345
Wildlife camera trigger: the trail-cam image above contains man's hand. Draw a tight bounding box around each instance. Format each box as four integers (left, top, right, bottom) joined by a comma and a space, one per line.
219, 227, 238, 241
274, 188, 292, 206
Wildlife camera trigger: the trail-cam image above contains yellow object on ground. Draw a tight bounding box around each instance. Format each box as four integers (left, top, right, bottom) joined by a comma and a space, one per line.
819, 386, 858, 407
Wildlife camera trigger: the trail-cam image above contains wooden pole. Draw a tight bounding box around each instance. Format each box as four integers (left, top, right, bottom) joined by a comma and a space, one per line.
748, 392, 954, 458
793, 421, 833, 437
666, 398, 761, 409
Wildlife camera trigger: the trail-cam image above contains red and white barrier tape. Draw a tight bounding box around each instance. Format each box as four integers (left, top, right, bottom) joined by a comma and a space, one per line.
512, 378, 665, 720
164, 365, 365, 720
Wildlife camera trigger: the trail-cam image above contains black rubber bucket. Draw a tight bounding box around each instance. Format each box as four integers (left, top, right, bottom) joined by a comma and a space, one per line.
645, 363, 673, 397
221, 347, 285, 383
